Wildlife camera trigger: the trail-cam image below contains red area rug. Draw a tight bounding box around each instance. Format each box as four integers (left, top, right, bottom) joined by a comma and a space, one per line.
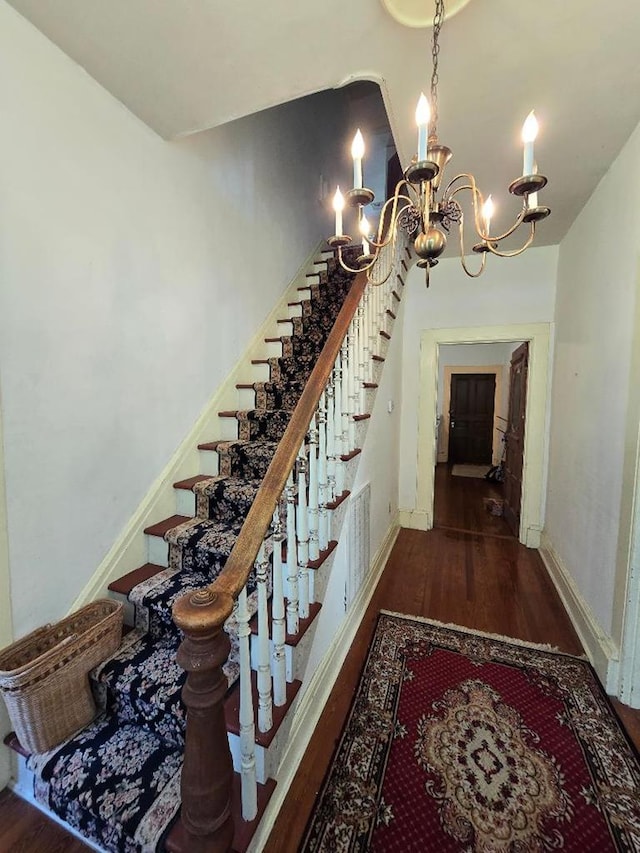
302, 613, 640, 852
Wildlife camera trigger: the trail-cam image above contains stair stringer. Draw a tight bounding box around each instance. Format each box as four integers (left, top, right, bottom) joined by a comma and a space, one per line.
67, 240, 329, 615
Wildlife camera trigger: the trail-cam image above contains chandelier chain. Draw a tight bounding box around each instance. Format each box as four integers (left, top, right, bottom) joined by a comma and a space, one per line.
430, 0, 445, 139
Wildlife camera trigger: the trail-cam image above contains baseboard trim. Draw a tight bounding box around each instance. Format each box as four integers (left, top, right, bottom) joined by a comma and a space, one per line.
398, 508, 431, 530
539, 532, 619, 692
69, 241, 327, 614
249, 518, 400, 852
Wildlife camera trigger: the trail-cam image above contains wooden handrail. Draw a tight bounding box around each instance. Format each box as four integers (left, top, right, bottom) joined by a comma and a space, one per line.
173, 268, 367, 633
171, 266, 367, 851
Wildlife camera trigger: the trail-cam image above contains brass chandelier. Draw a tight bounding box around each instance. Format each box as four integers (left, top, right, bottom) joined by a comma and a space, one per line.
328, 0, 550, 285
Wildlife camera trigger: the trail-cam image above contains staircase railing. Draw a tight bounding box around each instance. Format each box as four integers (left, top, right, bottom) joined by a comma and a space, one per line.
172, 231, 411, 851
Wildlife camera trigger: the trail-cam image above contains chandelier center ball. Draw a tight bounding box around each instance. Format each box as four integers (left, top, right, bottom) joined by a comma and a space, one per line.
415, 227, 447, 260
380, 0, 473, 27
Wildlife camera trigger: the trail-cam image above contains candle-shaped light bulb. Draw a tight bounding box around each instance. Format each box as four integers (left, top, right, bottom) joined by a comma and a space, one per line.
521, 111, 538, 177
529, 163, 539, 209
415, 93, 430, 161
351, 129, 365, 189
482, 195, 494, 235
360, 215, 371, 254
333, 186, 345, 236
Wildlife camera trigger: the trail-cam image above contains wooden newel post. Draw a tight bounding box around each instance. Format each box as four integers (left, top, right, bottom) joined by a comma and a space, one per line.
173, 587, 235, 853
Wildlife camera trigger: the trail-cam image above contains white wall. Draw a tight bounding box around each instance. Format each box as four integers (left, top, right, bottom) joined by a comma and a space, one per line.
399, 246, 558, 511
545, 120, 640, 641
0, 390, 15, 789
0, 2, 349, 637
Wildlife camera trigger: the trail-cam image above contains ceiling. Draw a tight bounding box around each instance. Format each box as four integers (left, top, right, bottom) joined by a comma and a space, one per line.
7, 0, 640, 245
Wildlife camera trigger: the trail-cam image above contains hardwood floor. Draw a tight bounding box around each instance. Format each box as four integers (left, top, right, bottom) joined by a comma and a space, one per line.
0, 787, 91, 852
264, 467, 640, 853
1, 465, 638, 852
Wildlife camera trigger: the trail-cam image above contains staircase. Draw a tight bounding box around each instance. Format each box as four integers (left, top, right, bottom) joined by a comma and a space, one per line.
5, 237, 410, 852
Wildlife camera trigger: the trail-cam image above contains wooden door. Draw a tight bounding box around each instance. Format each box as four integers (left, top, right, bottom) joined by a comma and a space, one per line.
503, 343, 529, 537
448, 374, 496, 464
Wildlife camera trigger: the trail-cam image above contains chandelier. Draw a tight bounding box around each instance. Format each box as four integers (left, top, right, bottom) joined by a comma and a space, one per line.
328, 0, 550, 286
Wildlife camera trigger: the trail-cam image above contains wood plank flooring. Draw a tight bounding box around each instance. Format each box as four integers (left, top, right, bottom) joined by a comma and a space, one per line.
1, 465, 638, 852
0, 788, 91, 852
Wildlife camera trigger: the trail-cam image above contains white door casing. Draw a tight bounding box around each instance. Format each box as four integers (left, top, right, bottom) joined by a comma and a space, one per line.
413, 323, 551, 547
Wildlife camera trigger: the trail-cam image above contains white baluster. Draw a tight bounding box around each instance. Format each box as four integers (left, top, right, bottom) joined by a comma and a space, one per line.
357, 300, 366, 413
347, 320, 357, 449
285, 471, 299, 636
362, 286, 372, 384
317, 391, 329, 552
333, 356, 345, 495
369, 283, 378, 361
271, 505, 287, 707
256, 542, 273, 733
325, 380, 337, 504
296, 442, 310, 619
341, 341, 350, 457
308, 414, 320, 563
237, 587, 257, 821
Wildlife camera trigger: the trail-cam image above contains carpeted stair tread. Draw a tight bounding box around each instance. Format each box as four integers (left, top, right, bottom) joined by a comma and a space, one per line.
27, 715, 182, 853
218, 409, 292, 442
144, 515, 191, 538
164, 516, 243, 575
172, 474, 215, 491
215, 439, 280, 479
92, 630, 185, 749
193, 475, 261, 521
108, 563, 165, 596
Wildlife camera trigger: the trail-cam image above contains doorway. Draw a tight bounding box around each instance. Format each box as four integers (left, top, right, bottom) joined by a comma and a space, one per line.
448, 373, 496, 465
413, 324, 551, 547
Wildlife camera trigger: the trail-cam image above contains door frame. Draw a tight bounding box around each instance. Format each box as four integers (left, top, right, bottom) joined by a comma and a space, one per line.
439, 365, 504, 465
415, 323, 551, 547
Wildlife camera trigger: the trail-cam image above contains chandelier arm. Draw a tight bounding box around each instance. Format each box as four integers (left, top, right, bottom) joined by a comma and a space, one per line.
455, 209, 487, 277
446, 179, 527, 244
368, 190, 415, 250
484, 223, 536, 258
459, 252, 487, 278
336, 246, 368, 275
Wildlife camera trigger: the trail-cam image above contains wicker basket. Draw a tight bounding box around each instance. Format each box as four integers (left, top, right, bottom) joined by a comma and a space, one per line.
0, 599, 123, 754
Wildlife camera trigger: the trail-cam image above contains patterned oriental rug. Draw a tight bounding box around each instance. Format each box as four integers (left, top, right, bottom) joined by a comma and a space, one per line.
302, 613, 640, 852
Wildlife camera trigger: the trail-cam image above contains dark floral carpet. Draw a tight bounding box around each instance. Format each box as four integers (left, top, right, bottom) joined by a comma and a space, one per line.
302, 613, 640, 853
28, 256, 357, 852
